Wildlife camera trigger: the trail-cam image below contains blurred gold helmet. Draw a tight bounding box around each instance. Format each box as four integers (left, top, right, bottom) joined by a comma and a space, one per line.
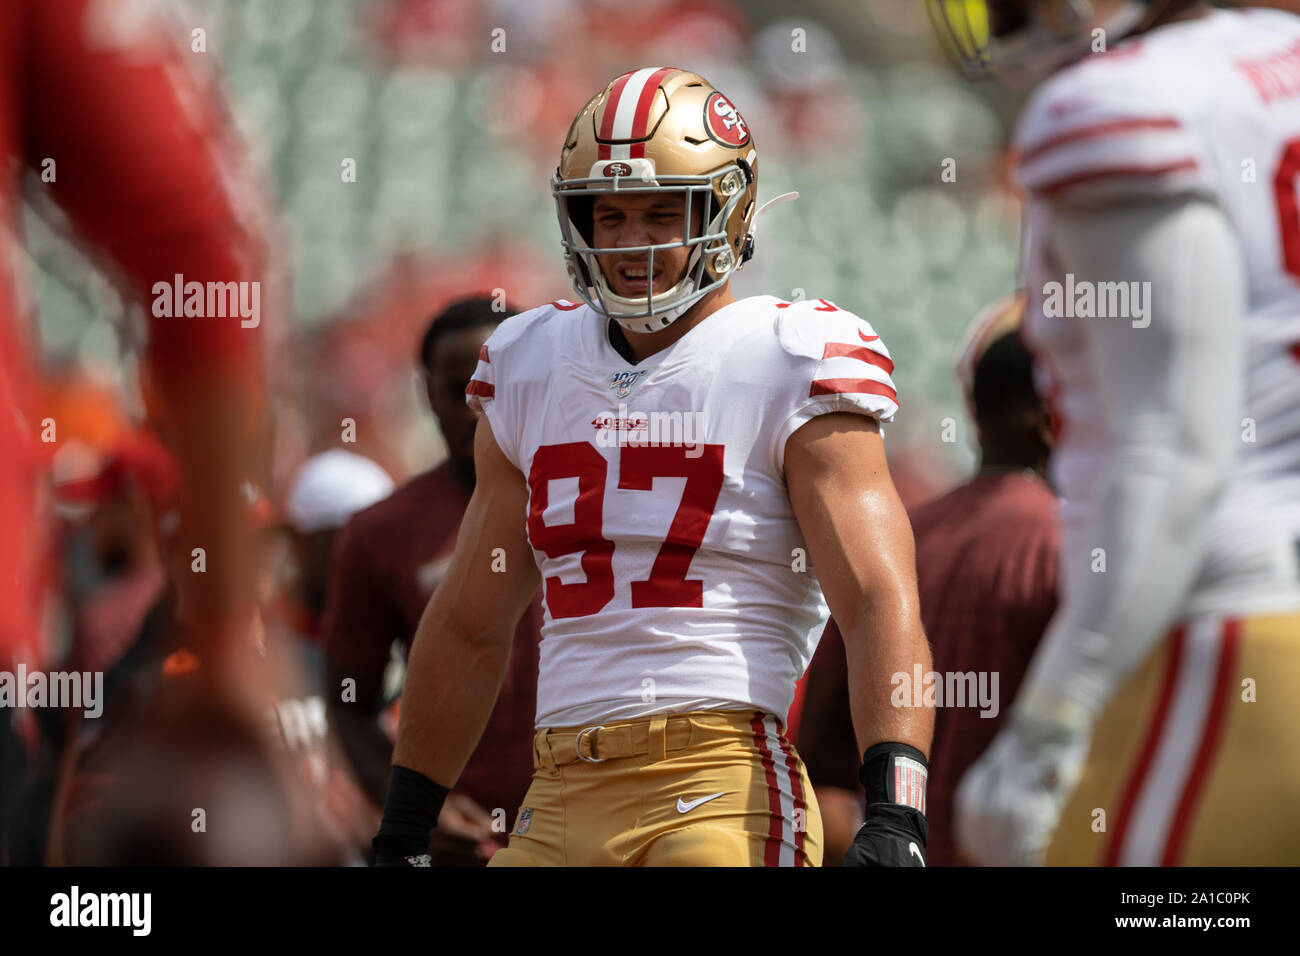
552, 67, 759, 332
926, 0, 1150, 84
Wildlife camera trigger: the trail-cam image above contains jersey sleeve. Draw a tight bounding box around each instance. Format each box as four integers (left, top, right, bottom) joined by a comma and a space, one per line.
772, 298, 899, 475
1015, 54, 1215, 205
464, 306, 546, 472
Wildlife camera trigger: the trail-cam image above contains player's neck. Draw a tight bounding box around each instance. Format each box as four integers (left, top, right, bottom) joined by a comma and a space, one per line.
979, 448, 1048, 482
611, 284, 735, 364
976, 408, 1052, 480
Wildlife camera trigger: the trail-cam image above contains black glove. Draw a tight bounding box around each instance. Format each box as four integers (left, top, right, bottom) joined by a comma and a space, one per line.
841, 742, 929, 867
371, 765, 451, 867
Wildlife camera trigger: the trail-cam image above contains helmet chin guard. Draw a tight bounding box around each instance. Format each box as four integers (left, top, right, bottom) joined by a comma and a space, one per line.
552, 68, 763, 333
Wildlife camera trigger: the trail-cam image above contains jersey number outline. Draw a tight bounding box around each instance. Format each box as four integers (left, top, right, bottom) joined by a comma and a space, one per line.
526, 442, 725, 618
1270, 139, 1300, 364
1275, 135, 1300, 283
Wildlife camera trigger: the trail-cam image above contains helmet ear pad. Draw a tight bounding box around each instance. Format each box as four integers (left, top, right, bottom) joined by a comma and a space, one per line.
567, 194, 594, 246
564, 194, 597, 288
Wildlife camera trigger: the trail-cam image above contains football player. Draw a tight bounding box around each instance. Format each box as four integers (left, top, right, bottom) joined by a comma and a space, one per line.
372, 68, 933, 866
929, 0, 1300, 864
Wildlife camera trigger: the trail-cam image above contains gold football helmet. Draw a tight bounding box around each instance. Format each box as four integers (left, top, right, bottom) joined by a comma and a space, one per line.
552, 67, 760, 332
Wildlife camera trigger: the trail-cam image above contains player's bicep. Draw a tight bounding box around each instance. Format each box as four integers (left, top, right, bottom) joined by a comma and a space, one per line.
423, 415, 538, 644
784, 413, 919, 635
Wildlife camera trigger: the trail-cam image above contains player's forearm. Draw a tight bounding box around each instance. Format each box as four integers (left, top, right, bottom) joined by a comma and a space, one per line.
842, 591, 933, 759
837, 578, 935, 868
390, 602, 515, 789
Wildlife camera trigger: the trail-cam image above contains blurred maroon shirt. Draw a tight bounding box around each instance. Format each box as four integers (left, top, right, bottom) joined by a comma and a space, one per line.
798, 471, 1058, 866
911, 471, 1059, 865
324, 463, 541, 832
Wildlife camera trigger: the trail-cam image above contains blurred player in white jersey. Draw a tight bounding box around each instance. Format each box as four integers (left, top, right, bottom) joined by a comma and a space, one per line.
929, 0, 1300, 864
371, 68, 933, 866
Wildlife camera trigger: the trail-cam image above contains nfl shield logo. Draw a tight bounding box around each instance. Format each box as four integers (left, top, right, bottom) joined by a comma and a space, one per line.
515, 808, 533, 835
609, 370, 647, 399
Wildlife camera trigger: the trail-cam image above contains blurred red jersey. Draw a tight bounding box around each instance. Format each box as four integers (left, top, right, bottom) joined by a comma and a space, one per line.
910, 471, 1059, 866
0, 0, 269, 666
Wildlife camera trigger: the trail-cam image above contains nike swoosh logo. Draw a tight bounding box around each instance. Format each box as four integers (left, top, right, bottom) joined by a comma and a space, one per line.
858, 329, 879, 342
676, 792, 727, 814
909, 842, 925, 866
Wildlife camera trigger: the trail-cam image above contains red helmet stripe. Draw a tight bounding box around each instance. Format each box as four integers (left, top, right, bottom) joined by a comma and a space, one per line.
597, 71, 635, 159
628, 67, 674, 159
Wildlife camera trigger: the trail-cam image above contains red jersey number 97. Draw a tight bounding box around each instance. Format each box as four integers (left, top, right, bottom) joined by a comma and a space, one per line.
526, 441, 725, 618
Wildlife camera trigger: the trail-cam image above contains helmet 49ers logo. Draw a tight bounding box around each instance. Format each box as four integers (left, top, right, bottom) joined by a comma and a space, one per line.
704, 92, 750, 148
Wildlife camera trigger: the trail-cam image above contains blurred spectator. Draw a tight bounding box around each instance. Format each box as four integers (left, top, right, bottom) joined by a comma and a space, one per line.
64, 432, 178, 677
296, 247, 558, 483
801, 292, 1060, 865
912, 292, 1060, 865
359, 0, 486, 69
4, 424, 176, 865
324, 295, 543, 866
279, 449, 395, 644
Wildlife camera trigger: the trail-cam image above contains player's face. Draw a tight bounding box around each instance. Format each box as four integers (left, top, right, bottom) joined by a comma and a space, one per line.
426, 324, 494, 470
591, 192, 703, 300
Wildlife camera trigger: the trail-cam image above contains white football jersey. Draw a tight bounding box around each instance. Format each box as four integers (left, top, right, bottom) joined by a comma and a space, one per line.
1018, 7, 1300, 614
466, 295, 898, 727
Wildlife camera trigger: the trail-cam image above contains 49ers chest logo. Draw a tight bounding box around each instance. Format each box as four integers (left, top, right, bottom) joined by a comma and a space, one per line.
704, 91, 749, 148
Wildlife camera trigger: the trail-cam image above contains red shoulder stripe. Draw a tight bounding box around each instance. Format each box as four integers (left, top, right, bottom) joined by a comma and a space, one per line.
823, 341, 894, 375
1020, 116, 1183, 164
1035, 159, 1198, 198
809, 378, 898, 404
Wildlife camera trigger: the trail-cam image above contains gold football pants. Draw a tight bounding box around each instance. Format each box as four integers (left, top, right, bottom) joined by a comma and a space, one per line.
488, 709, 823, 866
1047, 611, 1300, 865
